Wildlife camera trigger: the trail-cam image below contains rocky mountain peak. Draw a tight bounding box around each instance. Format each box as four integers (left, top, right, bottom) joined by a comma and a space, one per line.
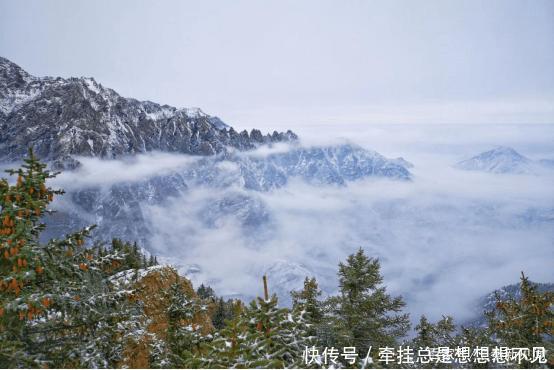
0, 56, 297, 169
0, 56, 34, 87
487, 146, 526, 158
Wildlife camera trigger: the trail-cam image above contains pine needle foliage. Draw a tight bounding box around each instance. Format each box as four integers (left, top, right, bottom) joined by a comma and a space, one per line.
486, 272, 553, 367
325, 248, 411, 363
0, 150, 145, 368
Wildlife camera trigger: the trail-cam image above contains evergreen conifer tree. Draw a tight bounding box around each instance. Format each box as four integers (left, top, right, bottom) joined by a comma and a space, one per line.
486, 272, 553, 367
411, 315, 456, 368
291, 277, 324, 332
200, 292, 315, 368
196, 301, 252, 368
413, 315, 435, 349
243, 295, 313, 368
0, 150, 145, 368
196, 283, 215, 300
211, 297, 234, 330
326, 248, 410, 364
454, 326, 495, 369
155, 281, 212, 368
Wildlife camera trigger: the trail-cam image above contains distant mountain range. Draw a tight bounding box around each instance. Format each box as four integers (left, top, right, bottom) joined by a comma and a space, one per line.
455, 146, 554, 174
0, 57, 412, 247
43, 143, 411, 246
0, 56, 296, 169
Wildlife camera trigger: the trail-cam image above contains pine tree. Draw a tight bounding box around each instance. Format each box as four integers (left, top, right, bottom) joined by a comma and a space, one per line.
196, 283, 215, 300
434, 316, 456, 347
413, 315, 435, 349
0, 150, 145, 368
132, 241, 139, 256
0, 150, 61, 366
200, 290, 315, 368
412, 315, 456, 349
243, 295, 312, 368
110, 238, 152, 270
411, 315, 456, 368
486, 272, 553, 368
196, 300, 252, 368
326, 248, 410, 364
291, 277, 324, 332
211, 297, 234, 330
454, 326, 495, 369
154, 281, 212, 368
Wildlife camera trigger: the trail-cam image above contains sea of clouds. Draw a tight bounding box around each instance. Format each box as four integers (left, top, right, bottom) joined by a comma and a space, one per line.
41, 123, 554, 325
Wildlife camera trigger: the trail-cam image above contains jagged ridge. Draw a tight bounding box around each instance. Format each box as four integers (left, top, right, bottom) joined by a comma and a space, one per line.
43, 143, 411, 245
0, 56, 297, 168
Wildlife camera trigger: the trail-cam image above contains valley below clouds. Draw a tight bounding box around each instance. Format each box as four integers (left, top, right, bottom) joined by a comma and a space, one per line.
46, 123, 554, 325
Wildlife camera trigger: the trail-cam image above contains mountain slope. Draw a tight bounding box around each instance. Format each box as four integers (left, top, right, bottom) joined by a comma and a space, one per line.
0, 56, 296, 168
43, 144, 411, 244
2, 56, 415, 306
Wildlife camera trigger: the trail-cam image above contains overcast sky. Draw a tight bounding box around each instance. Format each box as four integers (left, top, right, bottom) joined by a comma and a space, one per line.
1, 0, 553, 128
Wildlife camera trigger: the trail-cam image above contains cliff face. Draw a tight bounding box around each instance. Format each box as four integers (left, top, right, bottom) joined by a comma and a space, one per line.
0, 56, 297, 169
112, 266, 213, 368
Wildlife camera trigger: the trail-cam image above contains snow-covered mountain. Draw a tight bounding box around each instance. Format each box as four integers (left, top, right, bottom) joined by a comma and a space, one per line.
455, 146, 534, 174
1, 56, 416, 306
263, 260, 315, 305
455, 146, 554, 174
0, 57, 413, 247
0, 56, 296, 169
391, 157, 414, 169
43, 143, 411, 245
235, 143, 411, 190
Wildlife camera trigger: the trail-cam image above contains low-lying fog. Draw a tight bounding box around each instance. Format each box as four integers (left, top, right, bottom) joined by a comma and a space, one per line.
47, 123, 554, 324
